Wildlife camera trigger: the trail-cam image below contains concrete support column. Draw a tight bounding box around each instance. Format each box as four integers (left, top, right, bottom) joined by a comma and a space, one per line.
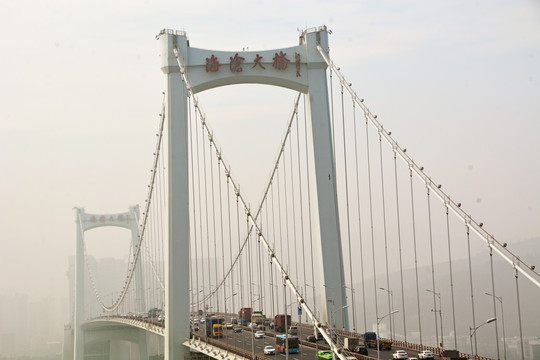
304, 30, 349, 331
74, 209, 85, 359
160, 32, 191, 360
138, 329, 149, 360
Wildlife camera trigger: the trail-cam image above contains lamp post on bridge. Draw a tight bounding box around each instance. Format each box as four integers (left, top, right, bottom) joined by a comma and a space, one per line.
379, 287, 394, 341
330, 305, 350, 360
225, 293, 237, 318
485, 293, 506, 360
377, 310, 399, 360
426, 289, 443, 351
469, 317, 496, 358
345, 285, 357, 333
306, 283, 317, 323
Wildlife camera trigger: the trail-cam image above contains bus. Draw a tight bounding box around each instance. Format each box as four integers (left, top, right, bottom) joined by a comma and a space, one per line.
275, 334, 300, 354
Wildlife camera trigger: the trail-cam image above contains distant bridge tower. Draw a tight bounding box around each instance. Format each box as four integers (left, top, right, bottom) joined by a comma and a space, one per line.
159, 25, 348, 359
73, 206, 144, 360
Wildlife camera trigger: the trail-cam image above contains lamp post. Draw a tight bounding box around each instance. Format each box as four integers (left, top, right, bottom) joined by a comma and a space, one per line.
345, 285, 357, 333
330, 305, 350, 360
379, 287, 395, 341
486, 293, 506, 360
426, 289, 443, 350
470, 318, 496, 358
225, 293, 237, 318
377, 310, 399, 360
306, 283, 317, 323
253, 295, 265, 310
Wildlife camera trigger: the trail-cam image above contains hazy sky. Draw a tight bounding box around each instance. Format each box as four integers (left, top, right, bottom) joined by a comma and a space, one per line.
1, 0, 539, 302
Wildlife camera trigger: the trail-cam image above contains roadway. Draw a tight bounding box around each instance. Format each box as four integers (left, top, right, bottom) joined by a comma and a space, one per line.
191, 324, 430, 360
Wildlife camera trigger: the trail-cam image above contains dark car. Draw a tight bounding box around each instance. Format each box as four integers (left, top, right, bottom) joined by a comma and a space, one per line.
233, 326, 242, 333
307, 335, 317, 342
354, 345, 368, 355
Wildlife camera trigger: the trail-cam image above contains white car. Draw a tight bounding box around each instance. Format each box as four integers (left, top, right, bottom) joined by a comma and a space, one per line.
254, 330, 265, 339
226, 322, 233, 329
418, 350, 434, 359
393, 350, 409, 359
264, 345, 276, 355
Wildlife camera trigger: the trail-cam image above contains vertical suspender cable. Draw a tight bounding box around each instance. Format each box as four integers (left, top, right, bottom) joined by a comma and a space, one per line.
379, 130, 392, 340
257, 220, 264, 314
189, 99, 196, 313
218, 155, 226, 315
445, 203, 457, 350
303, 94, 317, 319
247, 217, 255, 356
364, 106, 379, 326
270, 250, 276, 337
426, 187, 439, 348
226, 173, 235, 313
283, 146, 291, 274
235, 191, 245, 350
296, 104, 308, 322
354, 103, 367, 332
194, 109, 202, 312
488, 245, 500, 359
210, 139, 219, 313
272, 181, 281, 312
277, 168, 284, 275
289, 126, 299, 285
341, 82, 357, 332
410, 167, 423, 345
514, 267, 525, 360
466, 222, 477, 354
202, 122, 211, 310
394, 150, 406, 341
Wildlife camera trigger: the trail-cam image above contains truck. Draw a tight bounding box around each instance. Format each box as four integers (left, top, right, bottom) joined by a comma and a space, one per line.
274, 314, 292, 333
363, 332, 391, 350
441, 350, 467, 360
252, 311, 266, 325
239, 307, 252, 325
344, 337, 359, 351
206, 315, 224, 338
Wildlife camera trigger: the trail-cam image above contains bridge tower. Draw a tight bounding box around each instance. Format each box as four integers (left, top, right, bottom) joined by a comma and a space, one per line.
73, 206, 145, 360
159, 26, 348, 359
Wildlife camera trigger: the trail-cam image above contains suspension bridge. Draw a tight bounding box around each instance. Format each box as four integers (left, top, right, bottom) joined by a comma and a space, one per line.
63, 26, 539, 360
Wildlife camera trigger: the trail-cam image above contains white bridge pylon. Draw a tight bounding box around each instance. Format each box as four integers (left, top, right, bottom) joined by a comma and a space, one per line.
74, 206, 144, 360
159, 26, 349, 359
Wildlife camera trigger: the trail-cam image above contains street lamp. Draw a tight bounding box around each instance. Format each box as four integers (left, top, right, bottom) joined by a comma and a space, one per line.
377, 310, 399, 360
345, 285, 357, 333
469, 317, 496, 358
486, 293, 506, 360
330, 305, 350, 360
253, 295, 265, 309
380, 287, 395, 341
426, 289, 443, 350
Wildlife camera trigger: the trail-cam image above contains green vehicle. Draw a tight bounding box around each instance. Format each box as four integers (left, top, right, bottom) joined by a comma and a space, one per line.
317, 350, 334, 360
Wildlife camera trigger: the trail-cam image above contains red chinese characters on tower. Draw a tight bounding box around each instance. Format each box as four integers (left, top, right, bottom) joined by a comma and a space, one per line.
272, 51, 290, 70
252, 54, 265, 69
205, 55, 221, 72
229, 53, 245, 73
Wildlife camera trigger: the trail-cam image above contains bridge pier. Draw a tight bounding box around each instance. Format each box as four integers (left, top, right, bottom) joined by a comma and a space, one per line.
160, 31, 192, 360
